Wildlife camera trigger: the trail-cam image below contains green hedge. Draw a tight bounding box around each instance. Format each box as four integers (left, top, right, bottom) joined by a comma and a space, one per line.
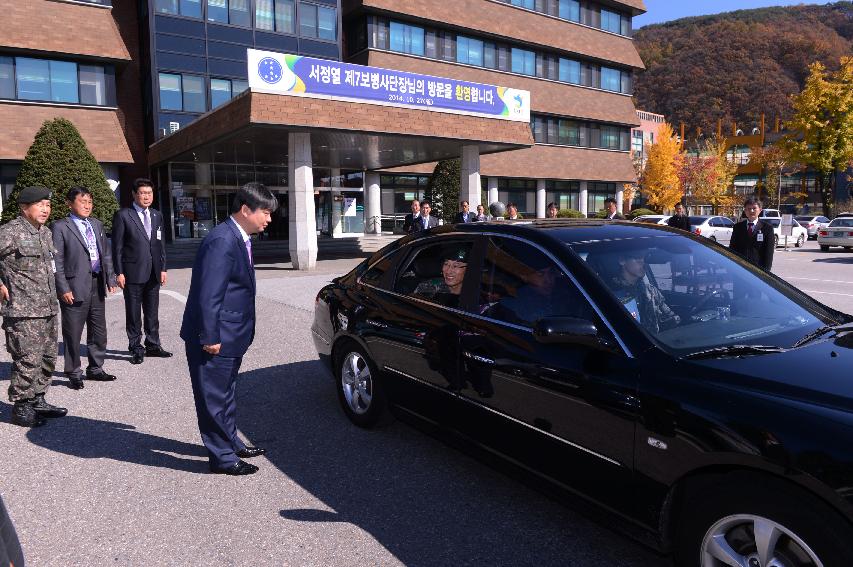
557, 208, 585, 218
628, 208, 659, 219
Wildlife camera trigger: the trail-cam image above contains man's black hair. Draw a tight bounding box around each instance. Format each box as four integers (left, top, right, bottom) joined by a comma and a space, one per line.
67, 186, 92, 202
420, 199, 431, 207
232, 182, 278, 213
743, 197, 763, 208
133, 178, 154, 192
604, 196, 617, 206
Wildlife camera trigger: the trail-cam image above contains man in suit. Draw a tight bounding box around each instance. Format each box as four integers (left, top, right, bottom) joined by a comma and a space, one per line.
112, 178, 171, 365
730, 197, 775, 271
667, 202, 691, 231
52, 187, 118, 389
604, 197, 624, 220
413, 200, 439, 232
402, 199, 420, 233
180, 183, 277, 475
454, 200, 474, 223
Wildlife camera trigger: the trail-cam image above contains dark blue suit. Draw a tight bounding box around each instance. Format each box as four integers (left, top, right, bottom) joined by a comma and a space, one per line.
180, 219, 255, 467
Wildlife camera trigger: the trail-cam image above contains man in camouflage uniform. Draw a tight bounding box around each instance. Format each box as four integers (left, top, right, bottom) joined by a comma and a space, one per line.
414, 246, 469, 308
0, 186, 67, 427
609, 249, 680, 334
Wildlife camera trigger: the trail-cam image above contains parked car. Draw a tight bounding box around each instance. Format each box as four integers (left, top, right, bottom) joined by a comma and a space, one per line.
764, 218, 808, 248
795, 215, 831, 239
836, 212, 853, 218
759, 208, 781, 218
633, 214, 670, 225
818, 217, 853, 251
689, 215, 734, 245
312, 220, 853, 566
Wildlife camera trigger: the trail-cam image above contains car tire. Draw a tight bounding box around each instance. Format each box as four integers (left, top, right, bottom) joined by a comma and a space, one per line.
333, 341, 389, 428
674, 474, 853, 567
774, 234, 779, 247
820, 245, 830, 251
709, 235, 717, 243
796, 234, 805, 248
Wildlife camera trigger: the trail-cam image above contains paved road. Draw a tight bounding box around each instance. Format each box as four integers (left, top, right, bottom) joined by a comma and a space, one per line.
0, 241, 850, 567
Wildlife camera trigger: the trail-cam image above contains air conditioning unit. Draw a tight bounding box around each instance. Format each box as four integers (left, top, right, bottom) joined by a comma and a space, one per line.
169, 121, 180, 133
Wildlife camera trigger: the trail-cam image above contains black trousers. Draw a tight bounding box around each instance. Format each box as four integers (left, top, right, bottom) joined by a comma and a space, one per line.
61, 273, 107, 376
123, 271, 161, 353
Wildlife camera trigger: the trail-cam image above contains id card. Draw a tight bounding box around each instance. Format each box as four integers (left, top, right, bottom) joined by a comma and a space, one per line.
156, 228, 162, 241
51, 259, 57, 273
756, 233, 764, 242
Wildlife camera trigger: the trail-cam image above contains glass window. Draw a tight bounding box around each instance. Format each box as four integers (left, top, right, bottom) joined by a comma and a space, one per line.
389, 21, 425, 56
79, 65, 105, 105
479, 237, 591, 326
456, 36, 484, 66
601, 9, 622, 33
0, 56, 14, 99
229, 0, 251, 26
318, 5, 336, 40
559, 120, 580, 146
257, 0, 294, 32
483, 41, 496, 69
511, 47, 535, 76
601, 67, 621, 92
15, 58, 50, 101
232, 79, 248, 94
155, 0, 179, 13
158, 72, 183, 110
182, 74, 205, 112
256, 0, 274, 29
301, 3, 337, 40
601, 126, 621, 150
180, 0, 202, 17
207, 0, 228, 22
510, 0, 534, 8
395, 241, 475, 309
559, 58, 580, 84
559, 0, 580, 21
210, 78, 231, 108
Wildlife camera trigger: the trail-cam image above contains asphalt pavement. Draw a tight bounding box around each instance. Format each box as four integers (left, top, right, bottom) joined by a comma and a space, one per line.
0, 240, 850, 567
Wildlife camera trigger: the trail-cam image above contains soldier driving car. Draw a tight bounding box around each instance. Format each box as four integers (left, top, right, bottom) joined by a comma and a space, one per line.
414, 247, 469, 308
609, 249, 680, 334
0, 186, 67, 427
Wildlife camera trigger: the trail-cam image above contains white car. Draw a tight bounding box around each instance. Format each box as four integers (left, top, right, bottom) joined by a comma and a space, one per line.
795, 215, 831, 239
633, 215, 670, 225
689, 215, 734, 245
764, 218, 808, 248
818, 217, 853, 251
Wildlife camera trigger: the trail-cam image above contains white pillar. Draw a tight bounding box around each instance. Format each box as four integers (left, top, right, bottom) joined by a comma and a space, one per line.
330, 167, 342, 237
288, 132, 317, 270
616, 187, 624, 216
460, 145, 481, 209
536, 179, 546, 218
365, 172, 381, 234
487, 177, 499, 206
579, 180, 589, 217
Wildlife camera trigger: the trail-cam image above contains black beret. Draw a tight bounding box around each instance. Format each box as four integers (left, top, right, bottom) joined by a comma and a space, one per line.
442, 247, 469, 264
17, 186, 52, 204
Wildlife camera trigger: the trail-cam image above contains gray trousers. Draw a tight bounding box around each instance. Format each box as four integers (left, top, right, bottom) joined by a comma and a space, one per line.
60, 274, 107, 376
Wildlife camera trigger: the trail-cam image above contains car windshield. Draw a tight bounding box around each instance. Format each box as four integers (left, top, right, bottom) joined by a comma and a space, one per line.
829, 218, 853, 228
564, 233, 845, 357
766, 219, 781, 227
795, 216, 813, 222
688, 216, 708, 226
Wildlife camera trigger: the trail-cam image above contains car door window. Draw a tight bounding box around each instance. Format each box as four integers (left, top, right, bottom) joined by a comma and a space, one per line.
720, 217, 735, 228
360, 248, 406, 290
709, 218, 722, 227
394, 240, 475, 309
477, 236, 593, 326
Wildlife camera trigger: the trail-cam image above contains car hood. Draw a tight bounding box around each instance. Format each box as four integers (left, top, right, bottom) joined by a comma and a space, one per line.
689, 335, 853, 413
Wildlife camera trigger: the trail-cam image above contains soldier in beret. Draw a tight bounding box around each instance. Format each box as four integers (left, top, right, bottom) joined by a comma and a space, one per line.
414, 246, 469, 308
0, 186, 67, 427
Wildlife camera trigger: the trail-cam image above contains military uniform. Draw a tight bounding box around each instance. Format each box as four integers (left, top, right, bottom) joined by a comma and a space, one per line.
609, 276, 680, 334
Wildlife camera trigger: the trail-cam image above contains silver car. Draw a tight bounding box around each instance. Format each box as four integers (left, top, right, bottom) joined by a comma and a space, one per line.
795, 215, 831, 239
818, 217, 853, 251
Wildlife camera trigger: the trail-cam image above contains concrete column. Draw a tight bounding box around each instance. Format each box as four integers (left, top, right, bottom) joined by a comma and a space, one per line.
365, 172, 381, 234
288, 132, 317, 270
460, 145, 481, 209
487, 177, 499, 207
536, 179, 546, 218
579, 180, 589, 217
616, 187, 624, 216
330, 167, 342, 237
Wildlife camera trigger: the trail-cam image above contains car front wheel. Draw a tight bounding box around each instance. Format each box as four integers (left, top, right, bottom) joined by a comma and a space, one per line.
334, 341, 389, 428
796, 234, 805, 247
676, 477, 853, 567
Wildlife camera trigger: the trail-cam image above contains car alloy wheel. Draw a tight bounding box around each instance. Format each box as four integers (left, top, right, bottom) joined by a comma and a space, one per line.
701, 514, 822, 567
796, 234, 805, 248
341, 351, 373, 415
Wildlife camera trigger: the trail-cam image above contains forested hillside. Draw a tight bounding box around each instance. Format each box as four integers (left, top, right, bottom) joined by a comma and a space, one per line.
633, 2, 853, 131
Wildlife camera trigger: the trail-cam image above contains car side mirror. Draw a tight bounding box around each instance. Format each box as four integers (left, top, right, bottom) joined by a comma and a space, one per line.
533, 317, 605, 347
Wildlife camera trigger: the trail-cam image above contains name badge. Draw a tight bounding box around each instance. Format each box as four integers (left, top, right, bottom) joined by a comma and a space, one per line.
89, 248, 98, 261
51, 259, 57, 273
756, 233, 764, 242
156, 228, 162, 241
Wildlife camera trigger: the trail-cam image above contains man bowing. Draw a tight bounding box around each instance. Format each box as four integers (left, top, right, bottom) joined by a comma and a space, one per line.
180, 183, 277, 475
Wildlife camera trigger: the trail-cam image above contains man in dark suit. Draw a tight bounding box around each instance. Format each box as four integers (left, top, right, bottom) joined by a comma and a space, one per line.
730, 198, 775, 271
52, 187, 118, 389
412, 200, 439, 232
402, 199, 420, 233
180, 183, 277, 476
112, 178, 171, 365
604, 197, 625, 220
454, 200, 474, 223
666, 202, 691, 231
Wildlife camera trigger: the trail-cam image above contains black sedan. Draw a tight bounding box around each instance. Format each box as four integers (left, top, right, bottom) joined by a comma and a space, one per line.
312, 220, 853, 566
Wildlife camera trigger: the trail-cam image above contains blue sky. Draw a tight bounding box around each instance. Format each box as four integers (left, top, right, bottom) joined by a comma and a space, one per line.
634, 0, 837, 27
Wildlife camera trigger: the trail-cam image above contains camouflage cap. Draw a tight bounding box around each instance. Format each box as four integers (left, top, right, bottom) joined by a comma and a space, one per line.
17, 186, 52, 204
442, 246, 469, 264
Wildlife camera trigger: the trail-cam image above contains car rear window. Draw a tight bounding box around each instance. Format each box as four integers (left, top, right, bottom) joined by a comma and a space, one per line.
794, 216, 812, 222
829, 219, 853, 227
688, 216, 707, 225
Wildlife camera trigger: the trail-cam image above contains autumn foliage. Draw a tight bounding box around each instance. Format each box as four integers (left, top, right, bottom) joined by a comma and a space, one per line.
640, 123, 683, 212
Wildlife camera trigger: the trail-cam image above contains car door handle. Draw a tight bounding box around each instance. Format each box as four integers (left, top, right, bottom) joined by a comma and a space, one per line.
463, 350, 494, 365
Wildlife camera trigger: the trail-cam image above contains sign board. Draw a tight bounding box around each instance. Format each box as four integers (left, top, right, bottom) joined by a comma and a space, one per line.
343, 197, 357, 217
177, 196, 195, 219
171, 181, 184, 198
247, 49, 531, 123
781, 213, 794, 237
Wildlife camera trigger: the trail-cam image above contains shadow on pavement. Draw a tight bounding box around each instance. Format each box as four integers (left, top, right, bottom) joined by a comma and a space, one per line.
813, 257, 853, 264
237, 361, 664, 567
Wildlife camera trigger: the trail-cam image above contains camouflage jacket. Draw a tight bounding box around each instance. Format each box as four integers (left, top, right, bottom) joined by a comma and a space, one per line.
0, 217, 58, 318
609, 276, 679, 334
414, 278, 460, 308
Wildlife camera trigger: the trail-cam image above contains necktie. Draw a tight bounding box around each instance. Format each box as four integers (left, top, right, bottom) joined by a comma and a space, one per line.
143, 209, 152, 240
245, 238, 253, 266
84, 221, 100, 273
423, 216, 427, 229
748, 222, 754, 236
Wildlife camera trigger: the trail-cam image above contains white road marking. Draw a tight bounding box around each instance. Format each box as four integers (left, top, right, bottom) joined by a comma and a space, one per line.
106, 290, 188, 303
802, 289, 853, 298
785, 277, 853, 285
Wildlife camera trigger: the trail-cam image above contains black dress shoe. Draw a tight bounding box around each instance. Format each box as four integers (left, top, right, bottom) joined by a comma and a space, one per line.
32, 394, 67, 418
67, 375, 85, 390
236, 446, 266, 459
86, 371, 117, 381
210, 460, 259, 476
145, 346, 173, 358
11, 401, 46, 427
130, 351, 144, 365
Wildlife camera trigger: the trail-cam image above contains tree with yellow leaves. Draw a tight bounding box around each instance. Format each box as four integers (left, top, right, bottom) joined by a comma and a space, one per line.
640, 122, 684, 212
679, 138, 739, 215
783, 57, 853, 218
